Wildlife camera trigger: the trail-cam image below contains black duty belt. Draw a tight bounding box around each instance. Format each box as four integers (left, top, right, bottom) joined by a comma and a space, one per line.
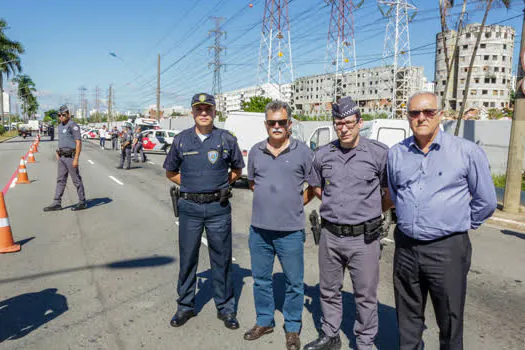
321, 217, 381, 237
181, 191, 221, 204
57, 148, 75, 157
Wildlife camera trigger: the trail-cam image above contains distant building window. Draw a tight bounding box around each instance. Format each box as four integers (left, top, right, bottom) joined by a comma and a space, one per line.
482, 90, 488, 95
504, 33, 508, 39
442, 80, 446, 85
485, 32, 491, 38
484, 55, 489, 61
491, 78, 496, 84
500, 90, 504, 96
484, 78, 490, 83
470, 90, 477, 95
490, 102, 495, 107
495, 67, 499, 72
460, 56, 466, 62
475, 78, 480, 83
466, 33, 471, 38
440, 91, 444, 96
496, 32, 501, 39
438, 49, 442, 54
492, 55, 497, 60
460, 78, 466, 84
483, 102, 489, 107
502, 56, 506, 61
503, 78, 506, 84
493, 90, 498, 96
503, 44, 507, 50
502, 67, 506, 72
480, 43, 486, 49
463, 45, 468, 49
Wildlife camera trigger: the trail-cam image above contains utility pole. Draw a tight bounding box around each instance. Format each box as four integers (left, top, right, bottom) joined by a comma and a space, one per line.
95, 86, 100, 119
379, 0, 417, 119
257, 0, 294, 102
324, 0, 360, 109
503, 7, 525, 213
157, 54, 161, 121
209, 17, 226, 116
108, 85, 113, 127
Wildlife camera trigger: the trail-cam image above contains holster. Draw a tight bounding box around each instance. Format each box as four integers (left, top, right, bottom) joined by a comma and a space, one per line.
309, 210, 321, 245
363, 218, 382, 244
170, 186, 180, 218
219, 187, 232, 206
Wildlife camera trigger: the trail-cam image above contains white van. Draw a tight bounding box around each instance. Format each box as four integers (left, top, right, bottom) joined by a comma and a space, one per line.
223, 111, 304, 178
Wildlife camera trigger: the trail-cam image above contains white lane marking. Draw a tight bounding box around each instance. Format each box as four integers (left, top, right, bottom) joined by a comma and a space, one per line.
147, 161, 155, 165
10, 178, 16, 189
489, 216, 525, 228
88, 160, 94, 165
109, 176, 124, 185
382, 238, 395, 243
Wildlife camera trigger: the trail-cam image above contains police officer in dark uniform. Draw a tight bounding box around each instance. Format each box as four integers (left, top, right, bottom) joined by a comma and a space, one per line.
164, 93, 244, 330
303, 97, 392, 350
116, 124, 133, 169
43, 105, 87, 212
48, 124, 55, 141
132, 126, 147, 162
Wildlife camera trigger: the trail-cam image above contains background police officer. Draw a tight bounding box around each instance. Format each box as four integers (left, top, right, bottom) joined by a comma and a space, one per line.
43, 105, 87, 212
117, 124, 133, 169
163, 93, 244, 330
132, 126, 147, 162
304, 97, 392, 350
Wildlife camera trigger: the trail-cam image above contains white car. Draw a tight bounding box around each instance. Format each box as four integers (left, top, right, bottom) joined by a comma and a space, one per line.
141, 129, 180, 153
81, 129, 99, 139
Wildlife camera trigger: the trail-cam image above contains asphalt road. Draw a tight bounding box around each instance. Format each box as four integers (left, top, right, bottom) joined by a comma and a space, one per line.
0, 136, 524, 350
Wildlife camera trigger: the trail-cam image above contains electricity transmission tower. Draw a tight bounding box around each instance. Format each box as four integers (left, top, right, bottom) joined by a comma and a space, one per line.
324, 0, 361, 105
379, 0, 416, 118
78, 86, 88, 119
209, 17, 226, 115
257, 0, 294, 101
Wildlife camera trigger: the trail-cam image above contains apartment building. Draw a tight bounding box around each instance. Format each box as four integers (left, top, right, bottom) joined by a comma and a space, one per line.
435, 24, 515, 110
216, 83, 292, 114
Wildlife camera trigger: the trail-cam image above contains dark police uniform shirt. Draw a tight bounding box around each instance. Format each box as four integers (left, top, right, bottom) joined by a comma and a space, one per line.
135, 131, 143, 143
58, 119, 81, 149
308, 137, 388, 225
123, 130, 133, 148
163, 126, 244, 193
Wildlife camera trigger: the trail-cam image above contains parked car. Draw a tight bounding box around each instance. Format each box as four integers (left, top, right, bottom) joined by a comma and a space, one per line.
141, 129, 180, 153
81, 129, 99, 139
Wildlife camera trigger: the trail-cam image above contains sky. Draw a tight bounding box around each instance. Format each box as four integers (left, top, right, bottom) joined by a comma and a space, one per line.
1, 0, 524, 115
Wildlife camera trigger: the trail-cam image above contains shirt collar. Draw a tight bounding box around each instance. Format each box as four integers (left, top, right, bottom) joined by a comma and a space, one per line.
192, 125, 216, 140
408, 129, 442, 151
334, 137, 368, 152
258, 137, 297, 151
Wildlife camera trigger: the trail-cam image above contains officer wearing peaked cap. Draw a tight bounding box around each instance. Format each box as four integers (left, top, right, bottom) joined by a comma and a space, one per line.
163, 93, 244, 330
304, 97, 392, 350
43, 105, 87, 212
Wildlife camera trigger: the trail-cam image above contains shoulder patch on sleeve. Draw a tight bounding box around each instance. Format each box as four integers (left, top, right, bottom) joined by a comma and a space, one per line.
73, 126, 79, 131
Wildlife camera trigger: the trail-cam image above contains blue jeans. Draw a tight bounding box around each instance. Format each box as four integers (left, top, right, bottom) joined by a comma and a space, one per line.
248, 226, 305, 333
177, 198, 234, 314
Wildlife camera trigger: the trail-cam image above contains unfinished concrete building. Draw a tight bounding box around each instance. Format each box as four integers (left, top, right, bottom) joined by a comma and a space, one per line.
291, 65, 426, 117
435, 24, 515, 111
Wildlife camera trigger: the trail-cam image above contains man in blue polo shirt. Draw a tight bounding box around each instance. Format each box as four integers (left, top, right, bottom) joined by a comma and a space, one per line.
243, 101, 314, 350
163, 93, 244, 331
388, 92, 497, 350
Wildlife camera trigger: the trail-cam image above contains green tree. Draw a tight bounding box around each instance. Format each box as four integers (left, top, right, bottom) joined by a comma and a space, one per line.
43, 109, 58, 124
0, 19, 24, 127
12, 74, 38, 120
241, 96, 273, 113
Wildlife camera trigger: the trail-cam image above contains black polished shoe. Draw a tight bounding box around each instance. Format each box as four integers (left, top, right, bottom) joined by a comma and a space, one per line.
170, 310, 195, 327
43, 204, 62, 212
303, 331, 341, 350
71, 202, 87, 211
217, 312, 240, 330
115, 166, 123, 169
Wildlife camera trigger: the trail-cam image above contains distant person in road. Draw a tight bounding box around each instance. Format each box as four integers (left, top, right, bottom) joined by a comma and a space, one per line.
43, 105, 87, 212
116, 124, 133, 170
388, 92, 497, 350
132, 126, 147, 162
48, 124, 55, 141
243, 101, 313, 350
99, 125, 107, 150
111, 126, 119, 150
163, 93, 244, 331
303, 97, 391, 350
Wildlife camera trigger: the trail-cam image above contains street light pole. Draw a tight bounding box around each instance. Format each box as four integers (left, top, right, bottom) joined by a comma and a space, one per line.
157, 54, 161, 121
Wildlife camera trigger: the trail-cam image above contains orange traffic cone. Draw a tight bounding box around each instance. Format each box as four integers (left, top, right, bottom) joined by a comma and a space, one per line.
0, 192, 21, 253
27, 151, 36, 163
33, 142, 39, 153
16, 157, 31, 184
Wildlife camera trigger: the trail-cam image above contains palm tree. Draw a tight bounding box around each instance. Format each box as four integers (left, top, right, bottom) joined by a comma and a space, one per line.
0, 19, 24, 126
454, 0, 512, 136
12, 74, 37, 120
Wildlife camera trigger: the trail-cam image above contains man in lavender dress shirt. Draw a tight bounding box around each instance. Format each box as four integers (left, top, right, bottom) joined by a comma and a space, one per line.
387, 92, 497, 350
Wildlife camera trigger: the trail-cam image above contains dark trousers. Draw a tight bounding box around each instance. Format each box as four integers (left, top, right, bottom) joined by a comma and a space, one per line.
119, 147, 131, 168
393, 227, 472, 350
53, 156, 86, 205
177, 198, 234, 315
112, 137, 118, 150
132, 142, 147, 162
100, 137, 106, 148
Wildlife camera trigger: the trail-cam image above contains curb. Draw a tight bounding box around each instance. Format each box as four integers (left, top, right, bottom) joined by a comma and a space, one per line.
0, 136, 17, 143
487, 216, 525, 232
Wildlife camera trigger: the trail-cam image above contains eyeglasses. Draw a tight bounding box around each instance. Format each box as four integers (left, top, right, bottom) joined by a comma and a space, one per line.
334, 119, 359, 130
407, 109, 438, 119
58, 113, 68, 117
265, 119, 289, 127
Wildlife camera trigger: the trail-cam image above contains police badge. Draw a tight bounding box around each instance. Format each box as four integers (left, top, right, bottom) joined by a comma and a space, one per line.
208, 150, 218, 164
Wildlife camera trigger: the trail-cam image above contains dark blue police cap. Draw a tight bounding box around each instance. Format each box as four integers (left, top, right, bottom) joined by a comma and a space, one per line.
332, 96, 361, 119
191, 93, 215, 107
58, 105, 70, 114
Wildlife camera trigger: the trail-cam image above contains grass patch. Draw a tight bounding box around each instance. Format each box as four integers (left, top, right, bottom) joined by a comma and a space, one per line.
0, 130, 18, 142
493, 173, 525, 192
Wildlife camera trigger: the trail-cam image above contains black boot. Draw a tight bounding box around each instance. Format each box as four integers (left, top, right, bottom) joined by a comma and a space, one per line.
43, 203, 62, 212
303, 331, 341, 350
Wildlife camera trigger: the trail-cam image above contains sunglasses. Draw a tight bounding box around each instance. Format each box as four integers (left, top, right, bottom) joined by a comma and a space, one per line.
407, 109, 438, 119
58, 113, 68, 117
265, 119, 289, 127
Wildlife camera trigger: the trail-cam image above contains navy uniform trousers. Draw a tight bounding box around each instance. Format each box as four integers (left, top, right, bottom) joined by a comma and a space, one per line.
53, 155, 86, 205
119, 147, 132, 168
177, 197, 235, 315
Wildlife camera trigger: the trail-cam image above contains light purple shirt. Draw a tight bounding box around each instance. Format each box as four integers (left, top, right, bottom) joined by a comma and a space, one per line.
387, 130, 497, 241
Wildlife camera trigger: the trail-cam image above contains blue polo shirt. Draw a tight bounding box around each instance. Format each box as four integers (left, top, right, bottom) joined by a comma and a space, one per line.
163, 126, 244, 193
248, 138, 313, 231
308, 137, 389, 225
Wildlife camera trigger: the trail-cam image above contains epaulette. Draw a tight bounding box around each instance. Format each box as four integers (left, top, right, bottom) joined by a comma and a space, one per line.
368, 139, 389, 151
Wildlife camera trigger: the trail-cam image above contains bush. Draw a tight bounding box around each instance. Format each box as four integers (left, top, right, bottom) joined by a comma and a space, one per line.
0, 125, 5, 135
493, 173, 525, 192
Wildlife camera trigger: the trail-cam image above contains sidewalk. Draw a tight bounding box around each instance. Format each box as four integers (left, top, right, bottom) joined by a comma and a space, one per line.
487, 203, 525, 232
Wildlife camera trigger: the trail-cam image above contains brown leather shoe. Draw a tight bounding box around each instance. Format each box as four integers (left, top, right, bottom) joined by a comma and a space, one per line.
285, 332, 300, 350
243, 325, 274, 341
